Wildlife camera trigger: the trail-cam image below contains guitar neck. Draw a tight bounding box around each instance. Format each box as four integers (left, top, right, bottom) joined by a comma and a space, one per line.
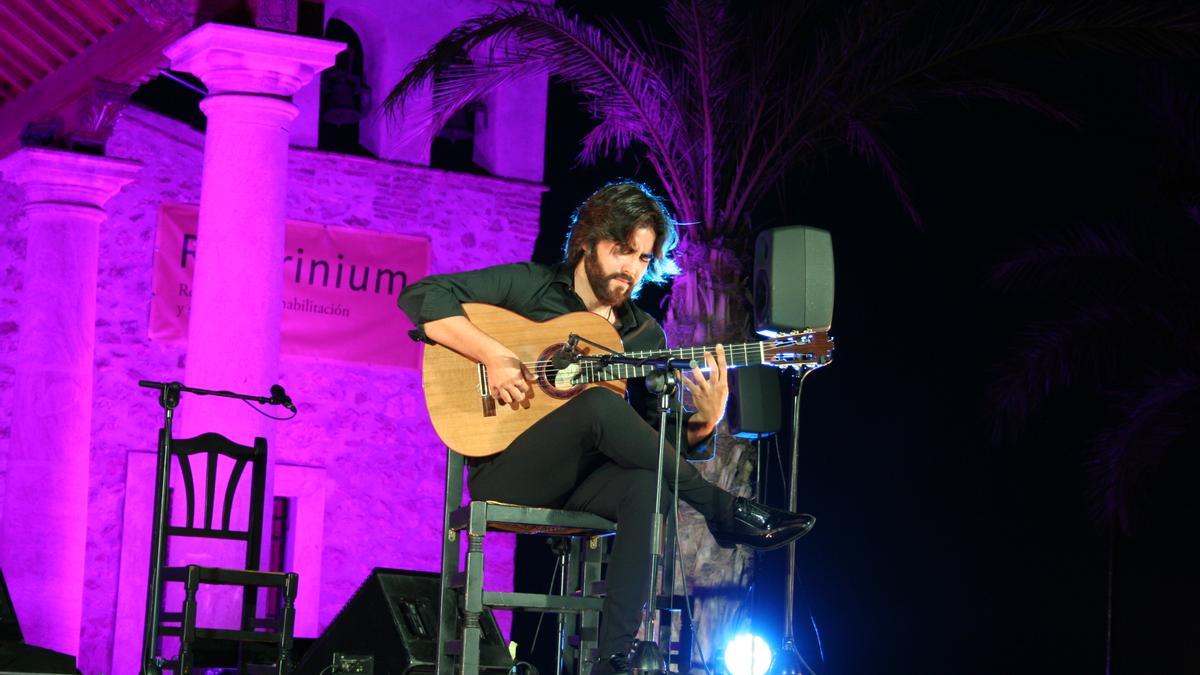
576, 342, 763, 384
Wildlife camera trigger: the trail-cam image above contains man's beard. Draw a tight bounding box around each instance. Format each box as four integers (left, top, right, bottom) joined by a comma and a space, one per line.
584, 248, 635, 306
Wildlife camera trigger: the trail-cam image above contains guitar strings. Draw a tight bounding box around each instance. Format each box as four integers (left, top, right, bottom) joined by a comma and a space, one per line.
517, 346, 759, 368
512, 342, 767, 384
480, 335, 828, 388
514, 342, 766, 367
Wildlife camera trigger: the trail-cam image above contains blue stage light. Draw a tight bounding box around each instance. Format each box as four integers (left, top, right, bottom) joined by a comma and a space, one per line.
723, 632, 773, 675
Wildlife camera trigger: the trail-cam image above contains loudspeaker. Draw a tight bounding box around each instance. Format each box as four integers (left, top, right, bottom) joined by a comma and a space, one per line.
0, 568, 21, 645
294, 568, 511, 675
753, 226, 835, 336
727, 365, 783, 437
0, 570, 78, 673
0, 642, 79, 674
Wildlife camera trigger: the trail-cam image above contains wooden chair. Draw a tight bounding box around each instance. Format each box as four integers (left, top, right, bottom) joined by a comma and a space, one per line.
144, 431, 298, 674
439, 449, 618, 675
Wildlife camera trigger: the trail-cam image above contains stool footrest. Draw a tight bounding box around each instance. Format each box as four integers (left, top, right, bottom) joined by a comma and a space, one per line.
481, 591, 603, 612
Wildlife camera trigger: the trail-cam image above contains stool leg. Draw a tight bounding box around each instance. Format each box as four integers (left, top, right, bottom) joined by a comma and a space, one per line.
441, 449, 467, 675
579, 536, 606, 675
553, 538, 577, 675
439, 527, 461, 675
461, 504, 488, 675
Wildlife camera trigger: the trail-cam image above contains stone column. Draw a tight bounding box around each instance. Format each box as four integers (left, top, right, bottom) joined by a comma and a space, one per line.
164, 23, 341, 444
161, 25, 340, 626
0, 148, 140, 656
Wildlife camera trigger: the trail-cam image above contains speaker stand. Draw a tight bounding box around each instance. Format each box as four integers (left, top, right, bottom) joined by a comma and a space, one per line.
774, 366, 817, 675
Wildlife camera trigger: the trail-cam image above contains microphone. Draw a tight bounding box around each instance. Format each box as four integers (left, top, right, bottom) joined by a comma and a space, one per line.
551, 334, 580, 370
270, 384, 297, 413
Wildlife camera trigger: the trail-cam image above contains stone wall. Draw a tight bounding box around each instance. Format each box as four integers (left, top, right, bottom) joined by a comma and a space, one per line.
0, 104, 542, 672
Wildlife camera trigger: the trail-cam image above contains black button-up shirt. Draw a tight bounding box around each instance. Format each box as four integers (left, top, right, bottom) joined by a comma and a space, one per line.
398, 261, 712, 458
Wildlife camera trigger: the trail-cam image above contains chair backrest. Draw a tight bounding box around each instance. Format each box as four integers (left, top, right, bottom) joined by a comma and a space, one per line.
161, 430, 268, 573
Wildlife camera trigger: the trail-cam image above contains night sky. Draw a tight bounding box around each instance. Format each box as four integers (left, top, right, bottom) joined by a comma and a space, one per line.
521, 3, 1200, 674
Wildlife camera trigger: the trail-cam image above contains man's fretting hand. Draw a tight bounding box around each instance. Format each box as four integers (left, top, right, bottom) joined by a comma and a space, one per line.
682, 343, 729, 441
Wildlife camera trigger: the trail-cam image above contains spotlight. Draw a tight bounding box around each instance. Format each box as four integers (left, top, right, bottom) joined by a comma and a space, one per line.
723, 633, 773, 675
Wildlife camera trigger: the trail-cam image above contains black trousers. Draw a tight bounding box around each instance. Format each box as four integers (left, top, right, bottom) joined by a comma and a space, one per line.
468, 387, 734, 657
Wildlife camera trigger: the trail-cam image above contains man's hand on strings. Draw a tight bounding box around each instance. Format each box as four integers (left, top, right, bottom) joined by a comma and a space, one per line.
682, 343, 729, 441
484, 350, 533, 409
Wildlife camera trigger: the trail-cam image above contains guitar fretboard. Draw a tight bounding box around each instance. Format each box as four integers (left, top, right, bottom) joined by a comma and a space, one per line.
571, 342, 765, 384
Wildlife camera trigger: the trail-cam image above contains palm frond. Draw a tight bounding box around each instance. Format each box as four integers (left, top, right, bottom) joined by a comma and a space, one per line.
988, 301, 1178, 443
1142, 65, 1200, 214
845, 117, 923, 226
579, 115, 638, 163
989, 223, 1142, 294
1027, 5, 1200, 58
739, 1, 1198, 231
1090, 372, 1200, 534
382, 5, 691, 212
663, 0, 740, 231
917, 79, 1077, 127
844, 2, 1200, 110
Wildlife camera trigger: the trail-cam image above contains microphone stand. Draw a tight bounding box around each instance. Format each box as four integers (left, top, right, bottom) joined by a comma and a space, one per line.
136, 380, 288, 675
571, 340, 698, 675
773, 366, 817, 675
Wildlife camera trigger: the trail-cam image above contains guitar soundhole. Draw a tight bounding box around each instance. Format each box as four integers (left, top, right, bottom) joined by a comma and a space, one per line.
536, 344, 587, 400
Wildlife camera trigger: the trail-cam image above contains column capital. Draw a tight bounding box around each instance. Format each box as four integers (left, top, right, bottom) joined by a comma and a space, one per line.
165, 23, 344, 98
0, 148, 141, 208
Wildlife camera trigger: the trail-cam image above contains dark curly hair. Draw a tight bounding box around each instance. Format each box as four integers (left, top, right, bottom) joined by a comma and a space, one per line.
562, 181, 681, 294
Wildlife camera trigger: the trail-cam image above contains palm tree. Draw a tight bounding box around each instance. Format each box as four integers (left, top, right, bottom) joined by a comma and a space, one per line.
385, 1, 1200, 668
988, 65, 1200, 669
989, 64, 1200, 534
990, 217, 1200, 530
386, 1, 1196, 340
987, 198, 1200, 675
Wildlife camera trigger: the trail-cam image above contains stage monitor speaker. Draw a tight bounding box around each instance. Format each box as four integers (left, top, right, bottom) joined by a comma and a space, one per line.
753, 226, 834, 336
0, 642, 79, 674
0, 569, 78, 673
0, 568, 22, 645
294, 568, 511, 675
727, 365, 783, 438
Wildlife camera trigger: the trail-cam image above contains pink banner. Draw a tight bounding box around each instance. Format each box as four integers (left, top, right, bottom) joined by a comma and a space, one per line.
150, 203, 429, 368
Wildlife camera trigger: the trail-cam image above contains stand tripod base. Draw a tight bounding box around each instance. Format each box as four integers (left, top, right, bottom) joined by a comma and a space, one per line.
771, 638, 807, 675
628, 639, 666, 675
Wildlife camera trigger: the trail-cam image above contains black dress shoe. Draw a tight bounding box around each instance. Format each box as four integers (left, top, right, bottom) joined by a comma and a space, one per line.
709, 497, 816, 551
589, 651, 630, 675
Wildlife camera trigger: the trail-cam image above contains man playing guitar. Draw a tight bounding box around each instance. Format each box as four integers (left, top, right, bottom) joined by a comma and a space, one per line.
399, 181, 815, 675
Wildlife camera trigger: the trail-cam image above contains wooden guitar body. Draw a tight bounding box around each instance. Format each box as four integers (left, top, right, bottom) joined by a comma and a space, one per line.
421, 303, 625, 457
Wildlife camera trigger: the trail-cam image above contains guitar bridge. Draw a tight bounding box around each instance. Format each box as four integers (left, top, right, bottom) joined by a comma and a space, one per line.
478, 363, 496, 417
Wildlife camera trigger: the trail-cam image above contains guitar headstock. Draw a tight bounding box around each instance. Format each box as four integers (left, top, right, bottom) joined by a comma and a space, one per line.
761, 330, 834, 370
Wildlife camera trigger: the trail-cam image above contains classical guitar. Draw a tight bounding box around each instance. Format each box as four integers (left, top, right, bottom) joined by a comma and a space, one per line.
421, 303, 834, 457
